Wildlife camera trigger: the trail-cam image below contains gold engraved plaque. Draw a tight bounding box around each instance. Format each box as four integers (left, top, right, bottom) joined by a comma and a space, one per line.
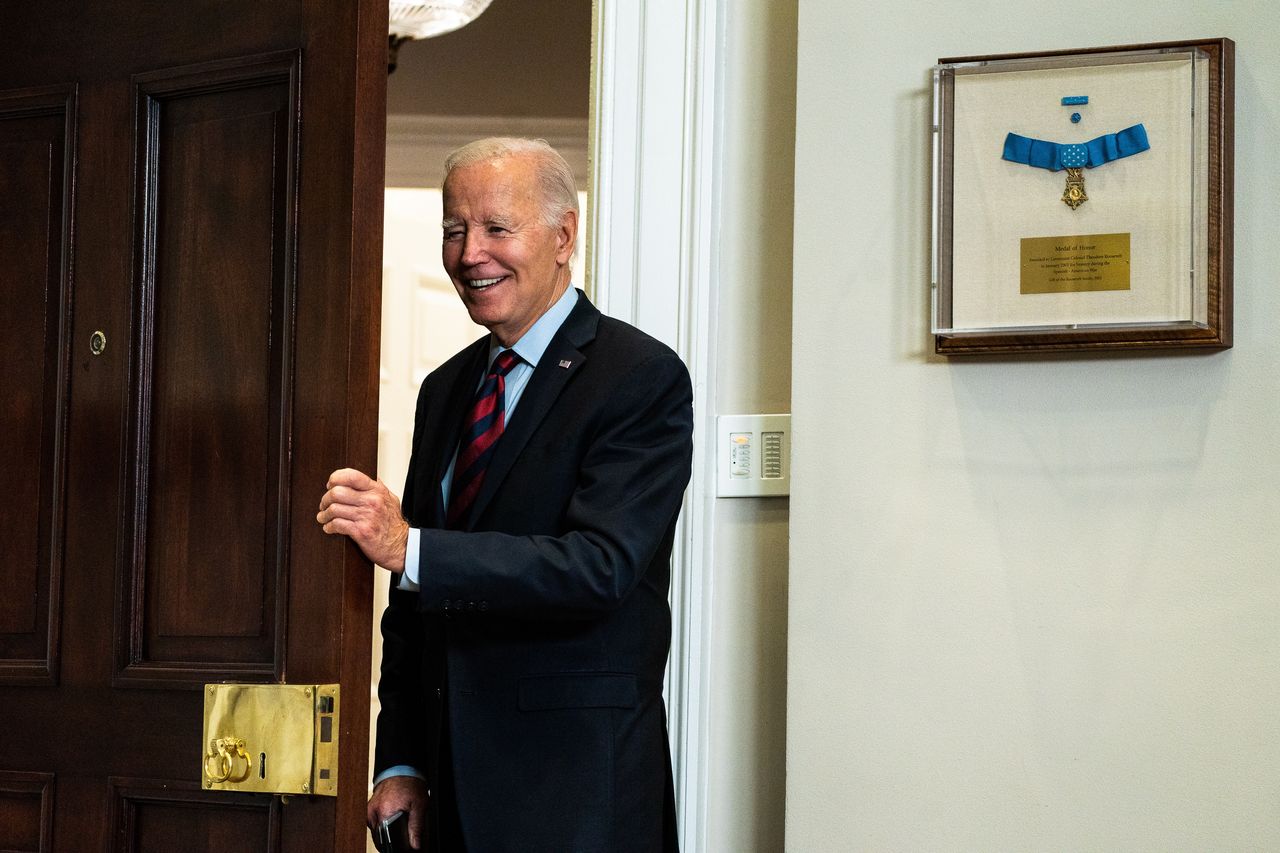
1020, 233, 1131, 294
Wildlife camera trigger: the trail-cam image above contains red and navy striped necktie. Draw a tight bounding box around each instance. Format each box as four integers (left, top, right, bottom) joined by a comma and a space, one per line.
447, 349, 522, 528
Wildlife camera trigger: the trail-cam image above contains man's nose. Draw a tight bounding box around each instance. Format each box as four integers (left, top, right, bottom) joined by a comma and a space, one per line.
460, 231, 488, 265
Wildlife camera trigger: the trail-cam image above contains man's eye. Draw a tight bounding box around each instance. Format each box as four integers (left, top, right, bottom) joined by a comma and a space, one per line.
443, 229, 463, 241
488, 225, 508, 235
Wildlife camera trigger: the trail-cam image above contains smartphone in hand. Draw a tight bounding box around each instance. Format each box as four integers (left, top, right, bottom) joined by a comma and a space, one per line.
375, 810, 412, 853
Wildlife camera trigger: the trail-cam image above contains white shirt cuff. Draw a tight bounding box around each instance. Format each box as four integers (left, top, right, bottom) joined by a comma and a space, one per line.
397, 527, 421, 591
373, 765, 425, 787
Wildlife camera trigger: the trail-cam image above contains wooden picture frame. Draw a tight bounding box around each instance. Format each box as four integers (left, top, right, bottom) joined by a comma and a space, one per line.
932, 38, 1234, 355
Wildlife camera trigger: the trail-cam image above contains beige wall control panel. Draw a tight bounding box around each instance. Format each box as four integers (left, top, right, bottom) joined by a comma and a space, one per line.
717, 414, 790, 497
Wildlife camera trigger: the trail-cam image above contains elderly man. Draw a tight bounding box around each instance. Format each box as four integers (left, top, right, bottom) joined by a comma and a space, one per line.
317, 138, 692, 852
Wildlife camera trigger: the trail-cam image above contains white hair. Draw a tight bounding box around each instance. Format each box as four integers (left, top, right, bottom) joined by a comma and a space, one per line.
443, 137, 579, 229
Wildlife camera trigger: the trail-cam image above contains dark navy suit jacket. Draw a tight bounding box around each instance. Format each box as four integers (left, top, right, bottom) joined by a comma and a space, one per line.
374, 291, 692, 852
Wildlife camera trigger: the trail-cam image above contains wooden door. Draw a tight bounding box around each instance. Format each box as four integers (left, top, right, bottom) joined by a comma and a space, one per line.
0, 1, 386, 850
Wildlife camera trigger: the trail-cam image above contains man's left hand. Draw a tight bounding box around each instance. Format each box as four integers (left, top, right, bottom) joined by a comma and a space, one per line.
317, 468, 409, 572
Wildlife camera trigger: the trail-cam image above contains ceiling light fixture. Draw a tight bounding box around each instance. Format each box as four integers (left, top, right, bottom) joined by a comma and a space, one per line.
388, 0, 495, 73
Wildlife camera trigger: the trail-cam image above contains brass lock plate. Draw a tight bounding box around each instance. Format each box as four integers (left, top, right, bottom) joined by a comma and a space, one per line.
201, 683, 339, 796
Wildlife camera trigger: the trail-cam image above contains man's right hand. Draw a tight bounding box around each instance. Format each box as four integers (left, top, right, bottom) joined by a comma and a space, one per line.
317, 468, 410, 571
368, 775, 428, 850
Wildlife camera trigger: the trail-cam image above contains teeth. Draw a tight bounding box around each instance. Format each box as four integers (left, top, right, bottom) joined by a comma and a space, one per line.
468, 277, 503, 289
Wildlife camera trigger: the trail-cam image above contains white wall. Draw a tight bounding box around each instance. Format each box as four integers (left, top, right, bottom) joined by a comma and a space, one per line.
704, 3, 797, 851
789, 4, 1280, 851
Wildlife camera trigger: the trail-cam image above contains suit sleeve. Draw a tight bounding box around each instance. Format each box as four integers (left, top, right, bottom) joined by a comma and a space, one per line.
372, 584, 434, 776
415, 349, 693, 620
371, 377, 437, 777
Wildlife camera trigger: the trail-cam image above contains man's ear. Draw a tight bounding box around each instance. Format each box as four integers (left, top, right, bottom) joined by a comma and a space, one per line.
555, 208, 578, 265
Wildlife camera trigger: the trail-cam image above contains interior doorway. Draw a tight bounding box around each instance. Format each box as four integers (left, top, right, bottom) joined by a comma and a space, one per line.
370, 186, 588, 820
368, 4, 592, 846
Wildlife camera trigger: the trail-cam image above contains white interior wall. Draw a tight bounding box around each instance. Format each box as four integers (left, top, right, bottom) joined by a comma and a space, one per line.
789, 3, 1280, 850
704, 2, 796, 851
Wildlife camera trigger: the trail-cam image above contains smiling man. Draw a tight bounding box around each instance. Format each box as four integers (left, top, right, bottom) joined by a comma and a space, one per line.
441, 147, 575, 346
317, 138, 693, 852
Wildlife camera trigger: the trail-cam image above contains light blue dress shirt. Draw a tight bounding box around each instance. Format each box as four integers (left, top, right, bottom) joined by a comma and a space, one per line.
398, 283, 579, 590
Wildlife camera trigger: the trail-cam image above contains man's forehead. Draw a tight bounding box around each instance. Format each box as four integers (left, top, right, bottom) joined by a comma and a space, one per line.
443, 160, 541, 220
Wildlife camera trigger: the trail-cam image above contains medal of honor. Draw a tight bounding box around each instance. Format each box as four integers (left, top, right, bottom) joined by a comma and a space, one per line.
1061, 168, 1087, 209
1001, 123, 1150, 210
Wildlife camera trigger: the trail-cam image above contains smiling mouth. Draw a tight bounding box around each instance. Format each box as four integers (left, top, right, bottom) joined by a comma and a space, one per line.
466, 276, 506, 290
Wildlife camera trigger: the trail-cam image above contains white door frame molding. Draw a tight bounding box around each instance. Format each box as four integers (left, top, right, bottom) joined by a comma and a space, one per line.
589, 2, 723, 850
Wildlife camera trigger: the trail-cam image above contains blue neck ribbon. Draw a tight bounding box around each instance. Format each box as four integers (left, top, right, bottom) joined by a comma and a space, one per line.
1002, 123, 1150, 172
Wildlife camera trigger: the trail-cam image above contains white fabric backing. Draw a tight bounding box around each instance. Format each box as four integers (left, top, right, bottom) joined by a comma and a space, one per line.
945, 53, 1209, 330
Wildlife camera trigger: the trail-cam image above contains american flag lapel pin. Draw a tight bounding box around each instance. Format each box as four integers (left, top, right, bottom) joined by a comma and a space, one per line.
558, 359, 573, 369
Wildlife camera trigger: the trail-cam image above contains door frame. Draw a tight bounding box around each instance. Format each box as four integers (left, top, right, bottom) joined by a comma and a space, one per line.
378, 3, 725, 845
589, 2, 723, 850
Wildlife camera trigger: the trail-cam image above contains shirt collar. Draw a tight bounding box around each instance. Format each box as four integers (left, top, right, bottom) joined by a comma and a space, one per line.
489, 285, 580, 368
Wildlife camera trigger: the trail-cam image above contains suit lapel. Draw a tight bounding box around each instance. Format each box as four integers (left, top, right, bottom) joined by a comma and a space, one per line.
459, 293, 601, 530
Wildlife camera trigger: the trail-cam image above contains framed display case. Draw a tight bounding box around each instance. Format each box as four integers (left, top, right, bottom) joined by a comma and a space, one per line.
932, 38, 1234, 355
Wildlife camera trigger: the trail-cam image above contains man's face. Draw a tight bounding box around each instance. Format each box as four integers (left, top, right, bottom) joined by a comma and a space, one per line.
441, 155, 576, 347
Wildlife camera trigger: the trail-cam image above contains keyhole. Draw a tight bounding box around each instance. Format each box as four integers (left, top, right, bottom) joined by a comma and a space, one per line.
259, 752, 267, 779
90, 331, 107, 356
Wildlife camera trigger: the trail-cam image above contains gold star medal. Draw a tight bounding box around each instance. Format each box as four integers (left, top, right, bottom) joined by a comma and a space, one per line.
1059, 144, 1089, 210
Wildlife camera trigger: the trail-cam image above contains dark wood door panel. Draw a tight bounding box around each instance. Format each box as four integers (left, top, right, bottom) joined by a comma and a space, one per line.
0, 771, 54, 853
0, 87, 75, 687
4, 686, 196, 780
0, 3, 384, 849
0, 5, 301, 89
108, 778, 279, 853
118, 54, 301, 688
